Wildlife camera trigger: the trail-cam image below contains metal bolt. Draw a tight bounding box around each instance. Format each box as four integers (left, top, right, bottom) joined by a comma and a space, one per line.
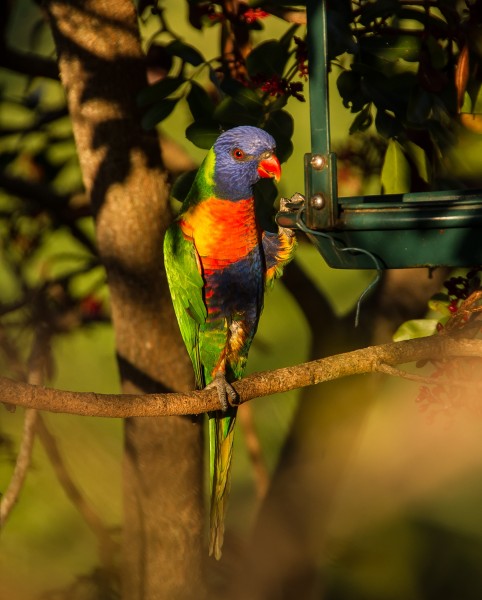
310, 154, 327, 171
310, 193, 325, 210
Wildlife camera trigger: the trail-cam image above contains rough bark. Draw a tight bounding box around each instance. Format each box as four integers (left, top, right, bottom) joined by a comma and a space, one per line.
2, 333, 482, 416
43, 1, 204, 598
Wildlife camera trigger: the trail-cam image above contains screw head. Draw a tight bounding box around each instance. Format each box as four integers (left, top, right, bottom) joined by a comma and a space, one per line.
310, 154, 327, 170
310, 193, 325, 210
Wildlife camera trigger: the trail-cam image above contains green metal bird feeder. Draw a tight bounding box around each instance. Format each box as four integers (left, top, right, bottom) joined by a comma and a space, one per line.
277, 0, 482, 270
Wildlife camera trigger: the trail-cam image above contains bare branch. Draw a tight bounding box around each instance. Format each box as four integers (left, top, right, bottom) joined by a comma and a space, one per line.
0, 47, 59, 80
375, 362, 440, 384
1, 335, 482, 418
35, 415, 117, 567
376, 359, 482, 387
0, 408, 38, 526
0, 327, 50, 526
264, 5, 307, 24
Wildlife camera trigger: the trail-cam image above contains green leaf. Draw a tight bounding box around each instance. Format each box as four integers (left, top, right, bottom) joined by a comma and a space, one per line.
375, 108, 401, 138
279, 24, 299, 50
362, 71, 416, 112
166, 40, 204, 66
257, 110, 295, 174
141, 98, 177, 129
403, 141, 431, 185
0, 151, 18, 170
28, 18, 48, 52
171, 169, 197, 203
471, 82, 482, 113
359, 0, 400, 26
220, 77, 246, 97
265, 109, 294, 140
187, 82, 213, 121
392, 319, 438, 342
232, 86, 265, 110
328, 10, 358, 57
407, 89, 433, 124
461, 90, 473, 113
268, 95, 289, 112
425, 35, 447, 69
428, 293, 451, 316
185, 121, 220, 149
381, 139, 411, 194
349, 104, 372, 134
426, 119, 456, 148
137, 77, 185, 107
360, 34, 421, 63
337, 69, 361, 104
336, 69, 367, 112
246, 40, 289, 77
254, 178, 278, 231
267, 134, 293, 164
398, 8, 449, 35
214, 88, 264, 125
214, 99, 260, 126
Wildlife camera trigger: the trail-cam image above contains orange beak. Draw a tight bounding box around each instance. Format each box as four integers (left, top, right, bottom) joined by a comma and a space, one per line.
257, 153, 281, 182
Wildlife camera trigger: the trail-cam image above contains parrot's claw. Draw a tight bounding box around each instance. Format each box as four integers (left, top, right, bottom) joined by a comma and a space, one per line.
207, 372, 238, 412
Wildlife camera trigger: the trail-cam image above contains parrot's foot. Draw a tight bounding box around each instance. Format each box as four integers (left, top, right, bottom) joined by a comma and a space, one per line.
207, 372, 238, 412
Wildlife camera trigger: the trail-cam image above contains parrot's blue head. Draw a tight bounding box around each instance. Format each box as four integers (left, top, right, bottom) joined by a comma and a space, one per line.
212, 126, 281, 201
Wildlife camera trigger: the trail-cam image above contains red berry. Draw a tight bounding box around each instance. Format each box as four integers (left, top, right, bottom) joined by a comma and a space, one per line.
448, 301, 458, 313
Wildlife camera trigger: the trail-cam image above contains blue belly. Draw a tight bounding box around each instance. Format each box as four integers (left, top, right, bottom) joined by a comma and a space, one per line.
203, 246, 264, 331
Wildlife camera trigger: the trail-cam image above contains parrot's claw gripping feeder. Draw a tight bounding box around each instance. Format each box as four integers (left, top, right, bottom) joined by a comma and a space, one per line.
277, 0, 482, 271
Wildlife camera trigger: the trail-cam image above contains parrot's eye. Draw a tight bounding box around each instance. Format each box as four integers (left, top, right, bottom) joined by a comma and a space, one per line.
232, 148, 245, 160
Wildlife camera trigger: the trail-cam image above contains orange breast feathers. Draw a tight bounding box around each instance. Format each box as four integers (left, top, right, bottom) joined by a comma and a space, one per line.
180, 197, 259, 268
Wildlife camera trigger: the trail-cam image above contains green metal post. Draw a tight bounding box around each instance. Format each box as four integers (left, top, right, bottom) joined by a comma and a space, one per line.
307, 0, 330, 156
305, 0, 338, 229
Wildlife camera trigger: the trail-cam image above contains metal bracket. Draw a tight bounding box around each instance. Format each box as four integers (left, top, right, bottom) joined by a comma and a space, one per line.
304, 152, 338, 230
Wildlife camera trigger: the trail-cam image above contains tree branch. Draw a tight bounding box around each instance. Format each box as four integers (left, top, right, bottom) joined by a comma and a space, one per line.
0, 47, 59, 80
0, 408, 38, 526
263, 5, 307, 24
35, 415, 117, 568
1, 335, 481, 418
0, 326, 50, 526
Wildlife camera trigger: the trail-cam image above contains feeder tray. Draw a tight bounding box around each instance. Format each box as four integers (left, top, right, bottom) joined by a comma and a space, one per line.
276, 0, 482, 270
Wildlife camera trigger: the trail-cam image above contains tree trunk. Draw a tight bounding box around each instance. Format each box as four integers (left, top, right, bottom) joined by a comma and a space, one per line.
44, 1, 204, 598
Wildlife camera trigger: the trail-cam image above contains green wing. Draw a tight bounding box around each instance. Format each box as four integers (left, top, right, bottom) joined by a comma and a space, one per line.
164, 222, 207, 389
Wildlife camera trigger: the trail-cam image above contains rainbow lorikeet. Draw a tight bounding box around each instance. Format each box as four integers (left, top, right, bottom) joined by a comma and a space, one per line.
164, 125, 297, 559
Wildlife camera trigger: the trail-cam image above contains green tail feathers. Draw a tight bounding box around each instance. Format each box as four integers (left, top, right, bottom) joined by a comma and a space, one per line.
208, 410, 236, 560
